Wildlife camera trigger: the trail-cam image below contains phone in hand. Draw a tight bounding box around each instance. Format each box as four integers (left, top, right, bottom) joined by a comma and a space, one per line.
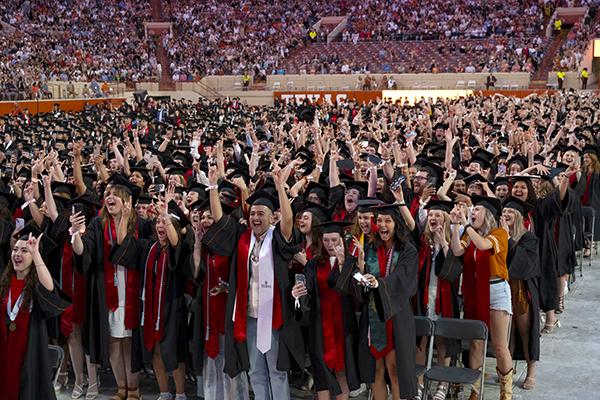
367, 154, 382, 166
390, 175, 406, 191
295, 274, 306, 287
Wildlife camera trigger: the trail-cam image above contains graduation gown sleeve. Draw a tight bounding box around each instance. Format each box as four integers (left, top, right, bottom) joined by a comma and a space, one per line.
202, 215, 244, 256
507, 233, 540, 281
109, 234, 143, 270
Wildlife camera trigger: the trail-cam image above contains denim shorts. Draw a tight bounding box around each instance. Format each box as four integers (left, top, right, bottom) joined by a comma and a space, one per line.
489, 280, 513, 315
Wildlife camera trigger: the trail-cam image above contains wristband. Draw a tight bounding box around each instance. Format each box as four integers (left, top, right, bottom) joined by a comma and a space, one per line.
21, 200, 35, 210
207, 184, 218, 191
316, 165, 323, 172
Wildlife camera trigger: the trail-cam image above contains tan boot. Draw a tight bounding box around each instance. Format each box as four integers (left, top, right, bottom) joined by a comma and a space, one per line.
497, 368, 513, 400
468, 368, 483, 400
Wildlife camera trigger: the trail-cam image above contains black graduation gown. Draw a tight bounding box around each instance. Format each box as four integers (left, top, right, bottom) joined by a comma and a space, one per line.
202, 215, 304, 378
20, 283, 71, 400
296, 257, 361, 395
137, 239, 190, 372
45, 214, 71, 341
531, 189, 566, 312
0, 218, 16, 274
72, 216, 145, 369
340, 242, 419, 399
556, 188, 580, 276
507, 232, 541, 361
573, 172, 600, 240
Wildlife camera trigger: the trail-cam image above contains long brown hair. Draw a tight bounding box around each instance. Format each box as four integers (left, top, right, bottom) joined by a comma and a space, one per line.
0, 257, 38, 311
100, 184, 137, 235
585, 153, 600, 175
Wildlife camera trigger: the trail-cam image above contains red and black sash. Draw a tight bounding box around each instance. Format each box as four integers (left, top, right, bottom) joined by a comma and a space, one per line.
417, 240, 454, 318
102, 218, 140, 330
369, 245, 394, 359
317, 259, 345, 371
203, 250, 229, 359
233, 229, 283, 343
142, 242, 168, 351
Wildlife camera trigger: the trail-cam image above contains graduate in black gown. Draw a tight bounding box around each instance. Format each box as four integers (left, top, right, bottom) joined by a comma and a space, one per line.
292, 220, 361, 399
343, 203, 419, 400
71, 180, 147, 400
0, 233, 70, 400
201, 164, 303, 400
137, 192, 190, 399
501, 197, 541, 391
509, 173, 570, 335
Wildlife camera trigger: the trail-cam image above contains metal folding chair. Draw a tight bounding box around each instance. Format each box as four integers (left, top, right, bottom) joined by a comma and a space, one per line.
423, 318, 488, 400
48, 345, 64, 388
415, 316, 435, 378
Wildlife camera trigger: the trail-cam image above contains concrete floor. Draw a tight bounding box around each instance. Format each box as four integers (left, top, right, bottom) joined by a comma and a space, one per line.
56, 257, 600, 400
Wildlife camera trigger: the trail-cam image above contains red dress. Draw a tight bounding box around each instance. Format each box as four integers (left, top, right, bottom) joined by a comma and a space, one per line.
0, 276, 31, 400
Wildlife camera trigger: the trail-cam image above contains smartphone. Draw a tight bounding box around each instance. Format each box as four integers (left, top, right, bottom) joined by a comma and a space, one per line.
498, 164, 507, 175
294, 274, 306, 287
15, 218, 24, 232
427, 176, 438, 187
367, 154, 382, 166
404, 130, 417, 140
390, 175, 406, 191
155, 184, 166, 193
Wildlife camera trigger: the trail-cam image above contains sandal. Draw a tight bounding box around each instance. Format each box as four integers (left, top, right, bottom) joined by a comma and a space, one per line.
523, 376, 536, 390
71, 381, 85, 399
54, 371, 69, 391
126, 387, 142, 400
556, 296, 564, 314
110, 386, 127, 400
541, 320, 561, 334
415, 383, 424, 400
433, 383, 448, 400
85, 381, 99, 400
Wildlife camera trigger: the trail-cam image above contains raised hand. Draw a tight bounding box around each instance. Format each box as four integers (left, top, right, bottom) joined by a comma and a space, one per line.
69, 211, 87, 236
26, 232, 43, 257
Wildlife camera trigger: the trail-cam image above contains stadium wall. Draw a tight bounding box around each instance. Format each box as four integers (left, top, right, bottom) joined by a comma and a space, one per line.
0, 98, 126, 116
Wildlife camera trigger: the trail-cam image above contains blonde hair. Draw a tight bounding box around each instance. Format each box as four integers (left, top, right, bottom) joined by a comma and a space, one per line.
506, 208, 527, 242
424, 211, 451, 246
476, 207, 498, 237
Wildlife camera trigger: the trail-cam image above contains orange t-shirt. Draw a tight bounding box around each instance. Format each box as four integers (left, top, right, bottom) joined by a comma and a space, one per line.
461, 227, 508, 280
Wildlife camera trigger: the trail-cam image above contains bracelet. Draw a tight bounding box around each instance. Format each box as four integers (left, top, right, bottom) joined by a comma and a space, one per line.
316, 165, 323, 172
207, 184, 218, 191
396, 202, 407, 207
21, 199, 35, 210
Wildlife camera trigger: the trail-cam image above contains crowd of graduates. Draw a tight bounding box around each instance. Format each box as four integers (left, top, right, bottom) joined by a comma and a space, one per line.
0, 90, 598, 400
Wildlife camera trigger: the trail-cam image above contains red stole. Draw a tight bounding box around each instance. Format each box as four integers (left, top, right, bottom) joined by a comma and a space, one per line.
582, 173, 592, 205
317, 259, 345, 371
102, 218, 140, 330
370, 245, 394, 359
60, 242, 86, 337
409, 197, 420, 218
203, 250, 229, 359
142, 242, 168, 351
233, 229, 283, 343
416, 241, 453, 318
461, 242, 491, 327
0, 277, 30, 400
332, 209, 348, 222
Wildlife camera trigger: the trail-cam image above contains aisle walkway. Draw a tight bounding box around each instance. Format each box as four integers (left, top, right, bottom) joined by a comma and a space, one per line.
56, 259, 600, 400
